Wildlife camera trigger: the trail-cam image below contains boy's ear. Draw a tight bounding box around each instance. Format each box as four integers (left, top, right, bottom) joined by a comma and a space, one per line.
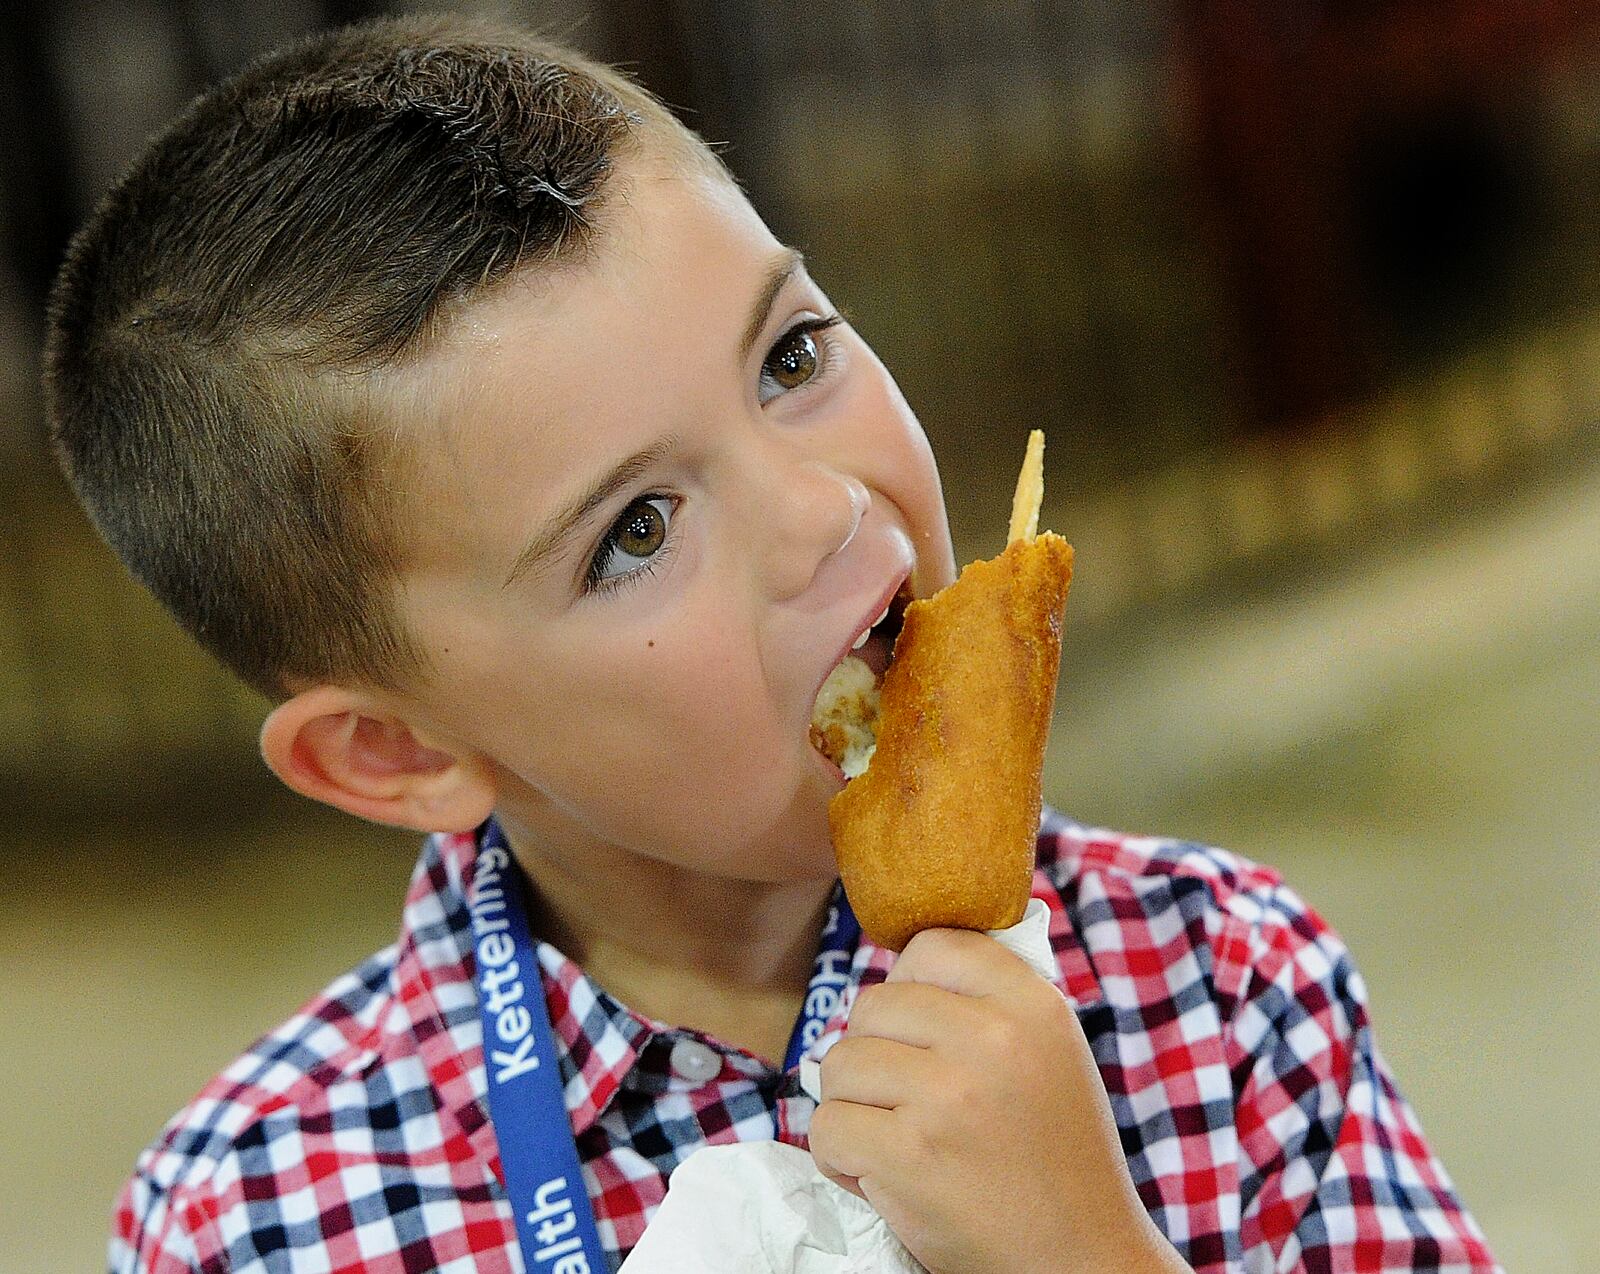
259, 685, 496, 834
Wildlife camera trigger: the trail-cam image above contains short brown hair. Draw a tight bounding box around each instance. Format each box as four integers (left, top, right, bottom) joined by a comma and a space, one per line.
43, 13, 711, 700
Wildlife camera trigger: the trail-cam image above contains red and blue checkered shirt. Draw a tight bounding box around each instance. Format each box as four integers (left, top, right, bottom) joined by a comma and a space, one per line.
111, 809, 1499, 1272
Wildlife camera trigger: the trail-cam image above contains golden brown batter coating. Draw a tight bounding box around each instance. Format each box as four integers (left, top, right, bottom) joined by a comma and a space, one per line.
828, 530, 1074, 951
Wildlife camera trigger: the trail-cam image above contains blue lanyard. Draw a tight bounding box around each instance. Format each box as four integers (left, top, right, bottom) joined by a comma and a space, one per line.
470, 818, 859, 1270
783, 881, 860, 1072
471, 822, 610, 1272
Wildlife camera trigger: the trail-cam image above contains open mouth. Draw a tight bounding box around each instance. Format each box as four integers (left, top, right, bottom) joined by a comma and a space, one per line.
808, 583, 911, 778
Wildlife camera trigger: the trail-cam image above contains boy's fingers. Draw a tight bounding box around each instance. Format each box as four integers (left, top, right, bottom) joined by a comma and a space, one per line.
815, 1162, 867, 1201
817, 1033, 936, 1109
886, 924, 1045, 997
808, 1098, 900, 1187
848, 980, 981, 1048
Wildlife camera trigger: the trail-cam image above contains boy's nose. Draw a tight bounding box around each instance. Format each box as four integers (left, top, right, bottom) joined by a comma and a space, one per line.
758, 459, 869, 602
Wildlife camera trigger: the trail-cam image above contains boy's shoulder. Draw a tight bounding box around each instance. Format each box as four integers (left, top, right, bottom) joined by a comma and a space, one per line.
1037, 804, 1289, 909
126, 941, 402, 1193
113, 832, 493, 1265
1033, 807, 1341, 1015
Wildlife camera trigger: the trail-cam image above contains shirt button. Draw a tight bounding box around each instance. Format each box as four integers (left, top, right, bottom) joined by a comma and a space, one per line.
669, 1038, 723, 1083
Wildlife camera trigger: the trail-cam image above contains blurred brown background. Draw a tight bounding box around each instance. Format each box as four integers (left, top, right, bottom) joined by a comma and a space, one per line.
4, 1, 1600, 1269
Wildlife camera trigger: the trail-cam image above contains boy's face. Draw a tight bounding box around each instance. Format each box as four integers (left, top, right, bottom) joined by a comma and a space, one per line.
391, 148, 957, 884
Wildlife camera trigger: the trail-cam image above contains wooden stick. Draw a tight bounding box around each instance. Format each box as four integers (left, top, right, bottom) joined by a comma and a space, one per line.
1007, 429, 1045, 545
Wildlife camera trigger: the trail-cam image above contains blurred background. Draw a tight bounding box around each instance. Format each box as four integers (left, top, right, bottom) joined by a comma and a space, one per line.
4, 0, 1599, 1268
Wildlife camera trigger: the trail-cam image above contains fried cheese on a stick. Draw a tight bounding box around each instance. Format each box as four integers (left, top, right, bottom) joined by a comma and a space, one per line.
827, 430, 1073, 951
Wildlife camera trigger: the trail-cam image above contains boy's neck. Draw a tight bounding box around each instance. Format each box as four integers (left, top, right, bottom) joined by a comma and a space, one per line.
494, 812, 837, 1064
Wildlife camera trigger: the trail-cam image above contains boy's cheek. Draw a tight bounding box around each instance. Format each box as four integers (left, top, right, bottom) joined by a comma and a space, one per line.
836, 354, 956, 586
506, 690, 805, 822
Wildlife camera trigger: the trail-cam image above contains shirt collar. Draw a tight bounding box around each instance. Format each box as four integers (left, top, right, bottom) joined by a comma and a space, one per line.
863, 879, 1098, 986
389, 821, 1103, 1180
388, 828, 654, 1186
782, 862, 1105, 1073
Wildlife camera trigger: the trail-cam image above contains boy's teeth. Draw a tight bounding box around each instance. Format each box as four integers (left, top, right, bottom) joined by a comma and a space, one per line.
844, 599, 894, 653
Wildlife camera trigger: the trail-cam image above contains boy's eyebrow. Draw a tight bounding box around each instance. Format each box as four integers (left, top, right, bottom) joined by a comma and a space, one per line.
501, 249, 803, 591
738, 247, 806, 367
503, 434, 681, 589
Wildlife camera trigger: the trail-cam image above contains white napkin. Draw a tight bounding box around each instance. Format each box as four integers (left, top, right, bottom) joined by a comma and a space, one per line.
618, 899, 1059, 1274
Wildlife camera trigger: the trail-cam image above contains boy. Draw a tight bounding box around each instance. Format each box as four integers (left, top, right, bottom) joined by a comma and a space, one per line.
46, 14, 1498, 1274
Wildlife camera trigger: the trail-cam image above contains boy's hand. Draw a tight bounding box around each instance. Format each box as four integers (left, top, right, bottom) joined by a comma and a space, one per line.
808, 928, 1191, 1274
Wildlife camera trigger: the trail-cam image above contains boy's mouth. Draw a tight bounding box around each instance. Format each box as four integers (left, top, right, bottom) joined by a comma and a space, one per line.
808, 583, 911, 777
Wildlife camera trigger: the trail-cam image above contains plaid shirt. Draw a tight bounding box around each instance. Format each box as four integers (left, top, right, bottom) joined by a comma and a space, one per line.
112, 808, 1498, 1273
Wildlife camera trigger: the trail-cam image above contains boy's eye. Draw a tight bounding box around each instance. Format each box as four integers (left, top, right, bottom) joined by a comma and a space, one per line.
768, 330, 818, 388
615, 500, 667, 557
586, 495, 674, 591
758, 316, 842, 405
